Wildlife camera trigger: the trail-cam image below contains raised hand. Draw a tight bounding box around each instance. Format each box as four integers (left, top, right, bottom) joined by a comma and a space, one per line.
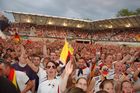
65, 61, 73, 76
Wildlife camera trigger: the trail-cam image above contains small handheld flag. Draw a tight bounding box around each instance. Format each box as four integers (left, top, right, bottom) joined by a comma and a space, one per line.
59, 39, 74, 65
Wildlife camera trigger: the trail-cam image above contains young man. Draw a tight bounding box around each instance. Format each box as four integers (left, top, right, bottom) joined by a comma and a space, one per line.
0, 58, 19, 93
12, 45, 35, 93
3, 62, 32, 93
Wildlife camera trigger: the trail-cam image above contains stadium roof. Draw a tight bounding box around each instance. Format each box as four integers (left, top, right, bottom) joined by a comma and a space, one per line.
5, 11, 140, 31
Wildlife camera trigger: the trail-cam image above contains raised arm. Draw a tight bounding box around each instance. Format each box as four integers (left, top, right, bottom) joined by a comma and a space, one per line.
126, 51, 139, 64
60, 61, 73, 92
21, 80, 33, 93
87, 77, 96, 93
42, 39, 47, 58
120, 54, 131, 64
133, 68, 140, 81
26, 57, 39, 73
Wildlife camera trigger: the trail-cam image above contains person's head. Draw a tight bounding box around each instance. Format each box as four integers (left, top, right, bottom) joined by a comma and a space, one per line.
105, 55, 113, 68
100, 65, 109, 77
96, 90, 109, 93
99, 79, 115, 93
11, 51, 17, 59
6, 48, 13, 55
27, 48, 33, 56
45, 61, 58, 79
114, 62, 125, 74
121, 80, 134, 93
43, 57, 50, 68
101, 53, 106, 61
77, 57, 86, 68
116, 53, 123, 61
84, 51, 90, 60
18, 50, 28, 64
134, 62, 140, 69
3, 54, 12, 63
50, 52, 58, 61
32, 54, 41, 67
75, 77, 87, 92
64, 87, 86, 93
2, 62, 11, 76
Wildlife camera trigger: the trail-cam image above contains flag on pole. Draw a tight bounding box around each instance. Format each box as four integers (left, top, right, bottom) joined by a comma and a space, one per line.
60, 39, 74, 65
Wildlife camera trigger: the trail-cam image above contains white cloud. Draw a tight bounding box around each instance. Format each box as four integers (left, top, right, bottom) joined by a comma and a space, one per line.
0, 0, 140, 20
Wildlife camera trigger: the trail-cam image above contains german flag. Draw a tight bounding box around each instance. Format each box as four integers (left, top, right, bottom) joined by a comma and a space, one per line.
60, 39, 74, 65
8, 68, 18, 88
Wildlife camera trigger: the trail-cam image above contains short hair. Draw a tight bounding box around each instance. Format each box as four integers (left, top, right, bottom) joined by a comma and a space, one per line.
3, 62, 12, 68
6, 48, 13, 52
64, 87, 86, 93
99, 79, 114, 89
32, 54, 41, 60
3, 54, 12, 59
96, 90, 109, 93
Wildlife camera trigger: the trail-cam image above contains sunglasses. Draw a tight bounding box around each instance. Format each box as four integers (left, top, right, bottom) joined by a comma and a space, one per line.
46, 65, 56, 69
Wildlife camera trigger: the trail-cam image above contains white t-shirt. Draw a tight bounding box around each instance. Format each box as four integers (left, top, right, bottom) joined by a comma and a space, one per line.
37, 67, 47, 84
16, 71, 31, 93
106, 68, 115, 79
37, 67, 62, 93
37, 77, 61, 93
92, 75, 102, 93
75, 67, 90, 80
106, 62, 115, 79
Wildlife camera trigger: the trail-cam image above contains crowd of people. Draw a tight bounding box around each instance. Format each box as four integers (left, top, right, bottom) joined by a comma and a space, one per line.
0, 13, 140, 93
0, 36, 140, 93
6, 23, 140, 42
7, 23, 91, 39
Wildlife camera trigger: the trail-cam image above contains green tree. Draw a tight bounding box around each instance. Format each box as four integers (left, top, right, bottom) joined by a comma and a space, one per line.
116, 8, 140, 17
135, 8, 140, 15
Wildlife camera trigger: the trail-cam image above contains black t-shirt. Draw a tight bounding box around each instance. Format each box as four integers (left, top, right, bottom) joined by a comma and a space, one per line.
12, 63, 36, 80
0, 76, 19, 93
138, 72, 140, 78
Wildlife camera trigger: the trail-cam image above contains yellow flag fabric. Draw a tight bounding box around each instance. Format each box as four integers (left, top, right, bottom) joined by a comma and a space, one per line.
68, 44, 74, 55
60, 40, 69, 64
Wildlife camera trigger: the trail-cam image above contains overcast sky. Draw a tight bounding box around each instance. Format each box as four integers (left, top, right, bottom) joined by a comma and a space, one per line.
0, 0, 140, 21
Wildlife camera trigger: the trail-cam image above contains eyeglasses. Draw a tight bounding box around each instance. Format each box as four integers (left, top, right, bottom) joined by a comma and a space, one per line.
46, 65, 56, 69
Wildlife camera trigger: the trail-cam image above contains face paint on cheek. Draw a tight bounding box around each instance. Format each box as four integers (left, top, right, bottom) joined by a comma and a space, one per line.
102, 69, 109, 77
101, 66, 109, 77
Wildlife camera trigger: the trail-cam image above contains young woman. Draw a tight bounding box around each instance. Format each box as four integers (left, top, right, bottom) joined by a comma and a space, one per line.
99, 79, 115, 93
120, 80, 135, 93
75, 77, 87, 92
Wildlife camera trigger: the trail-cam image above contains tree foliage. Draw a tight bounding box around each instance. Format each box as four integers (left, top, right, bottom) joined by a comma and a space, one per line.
116, 8, 140, 17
